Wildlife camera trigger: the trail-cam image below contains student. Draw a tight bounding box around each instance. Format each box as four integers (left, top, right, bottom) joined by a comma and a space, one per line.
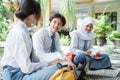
1, 0, 61, 80
32, 13, 65, 53
69, 17, 112, 71
32, 13, 76, 70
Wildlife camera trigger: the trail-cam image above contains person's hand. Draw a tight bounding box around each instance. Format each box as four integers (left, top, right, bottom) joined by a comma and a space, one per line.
96, 51, 100, 56
93, 51, 102, 60
86, 50, 91, 55
67, 60, 76, 70
48, 58, 66, 66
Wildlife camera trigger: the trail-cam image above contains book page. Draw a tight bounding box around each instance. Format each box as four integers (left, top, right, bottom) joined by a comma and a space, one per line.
90, 48, 100, 57
38, 52, 64, 62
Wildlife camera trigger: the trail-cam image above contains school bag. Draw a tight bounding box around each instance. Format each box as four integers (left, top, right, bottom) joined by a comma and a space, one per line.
49, 67, 76, 80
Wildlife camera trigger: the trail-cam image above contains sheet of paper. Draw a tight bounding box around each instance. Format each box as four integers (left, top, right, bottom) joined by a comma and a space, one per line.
38, 52, 64, 62
90, 48, 100, 57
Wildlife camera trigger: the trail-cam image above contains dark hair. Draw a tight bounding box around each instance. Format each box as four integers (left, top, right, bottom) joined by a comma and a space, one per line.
49, 13, 66, 26
15, 0, 41, 20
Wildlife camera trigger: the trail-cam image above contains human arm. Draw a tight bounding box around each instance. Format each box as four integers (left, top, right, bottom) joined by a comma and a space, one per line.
58, 52, 76, 70
15, 33, 47, 74
85, 39, 94, 55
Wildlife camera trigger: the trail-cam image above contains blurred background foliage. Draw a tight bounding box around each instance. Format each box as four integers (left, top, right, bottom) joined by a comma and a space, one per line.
0, 0, 9, 41
60, 34, 71, 46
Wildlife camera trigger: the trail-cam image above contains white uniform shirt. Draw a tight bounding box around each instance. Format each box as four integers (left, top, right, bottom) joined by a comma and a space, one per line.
32, 27, 62, 54
32, 27, 66, 63
1, 20, 47, 74
69, 30, 94, 54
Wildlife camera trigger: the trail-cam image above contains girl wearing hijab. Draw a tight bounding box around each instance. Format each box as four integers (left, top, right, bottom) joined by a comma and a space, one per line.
69, 17, 112, 72
1, 0, 60, 80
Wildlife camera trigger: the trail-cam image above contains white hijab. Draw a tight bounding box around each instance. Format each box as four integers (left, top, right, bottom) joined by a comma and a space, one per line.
78, 17, 96, 40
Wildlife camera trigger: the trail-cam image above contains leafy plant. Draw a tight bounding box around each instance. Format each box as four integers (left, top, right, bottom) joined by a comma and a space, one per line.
93, 4, 116, 46
38, 0, 46, 27
0, 0, 9, 42
108, 31, 120, 41
0, 16, 9, 42
0, 0, 7, 12
93, 15, 114, 46
59, 0, 75, 31
94, 15, 113, 39
60, 34, 71, 46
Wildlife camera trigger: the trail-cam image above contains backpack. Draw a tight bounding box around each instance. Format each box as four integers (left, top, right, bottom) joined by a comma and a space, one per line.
49, 67, 76, 80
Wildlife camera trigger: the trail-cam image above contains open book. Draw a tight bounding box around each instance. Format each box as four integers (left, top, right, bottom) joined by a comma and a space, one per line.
90, 48, 102, 60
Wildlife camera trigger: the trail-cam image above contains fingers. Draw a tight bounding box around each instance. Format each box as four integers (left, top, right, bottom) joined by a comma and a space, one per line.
55, 58, 77, 70
87, 50, 91, 54
72, 64, 76, 70
70, 64, 76, 70
68, 63, 76, 70
86, 50, 91, 55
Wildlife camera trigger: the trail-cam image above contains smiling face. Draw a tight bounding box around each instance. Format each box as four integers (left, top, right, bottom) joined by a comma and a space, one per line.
49, 18, 63, 35
84, 23, 93, 33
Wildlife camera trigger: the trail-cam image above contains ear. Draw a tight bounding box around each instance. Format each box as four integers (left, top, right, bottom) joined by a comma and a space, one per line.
28, 14, 34, 23
30, 14, 34, 20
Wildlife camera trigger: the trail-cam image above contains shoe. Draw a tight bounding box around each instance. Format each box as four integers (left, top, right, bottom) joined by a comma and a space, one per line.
77, 62, 89, 80
77, 63, 84, 70
84, 62, 90, 74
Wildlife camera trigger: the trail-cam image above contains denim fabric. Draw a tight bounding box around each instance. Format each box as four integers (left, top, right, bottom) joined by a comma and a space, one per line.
73, 53, 112, 70
73, 53, 91, 67
2, 65, 60, 80
22, 65, 59, 80
2, 66, 24, 80
89, 54, 112, 70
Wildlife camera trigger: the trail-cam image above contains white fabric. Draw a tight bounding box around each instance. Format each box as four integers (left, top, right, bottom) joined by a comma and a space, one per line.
32, 27, 66, 63
89, 48, 100, 57
69, 30, 94, 54
1, 20, 48, 74
32, 27, 62, 54
69, 17, 96, 54
78, 17, 96, 40
38, 52, 64, 62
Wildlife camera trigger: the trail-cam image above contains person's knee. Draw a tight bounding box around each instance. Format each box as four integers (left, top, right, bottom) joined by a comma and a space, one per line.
23, 65, 59, 80
50, 65, 59, 73
74, 53, 85, 60
45, 65, 60, 79
75, 53, 85, 58
73, 53, 85, 64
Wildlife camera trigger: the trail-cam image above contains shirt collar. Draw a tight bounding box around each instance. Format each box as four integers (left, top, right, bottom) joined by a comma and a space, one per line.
17, 20, 31, 35
47, 26, 56, 37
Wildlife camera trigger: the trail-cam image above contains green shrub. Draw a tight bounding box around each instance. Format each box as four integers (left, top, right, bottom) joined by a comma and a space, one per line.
0, 1, 9, 42
0, 16, 9, 41
108, 31, 120, 41
60, 34, 71, 46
